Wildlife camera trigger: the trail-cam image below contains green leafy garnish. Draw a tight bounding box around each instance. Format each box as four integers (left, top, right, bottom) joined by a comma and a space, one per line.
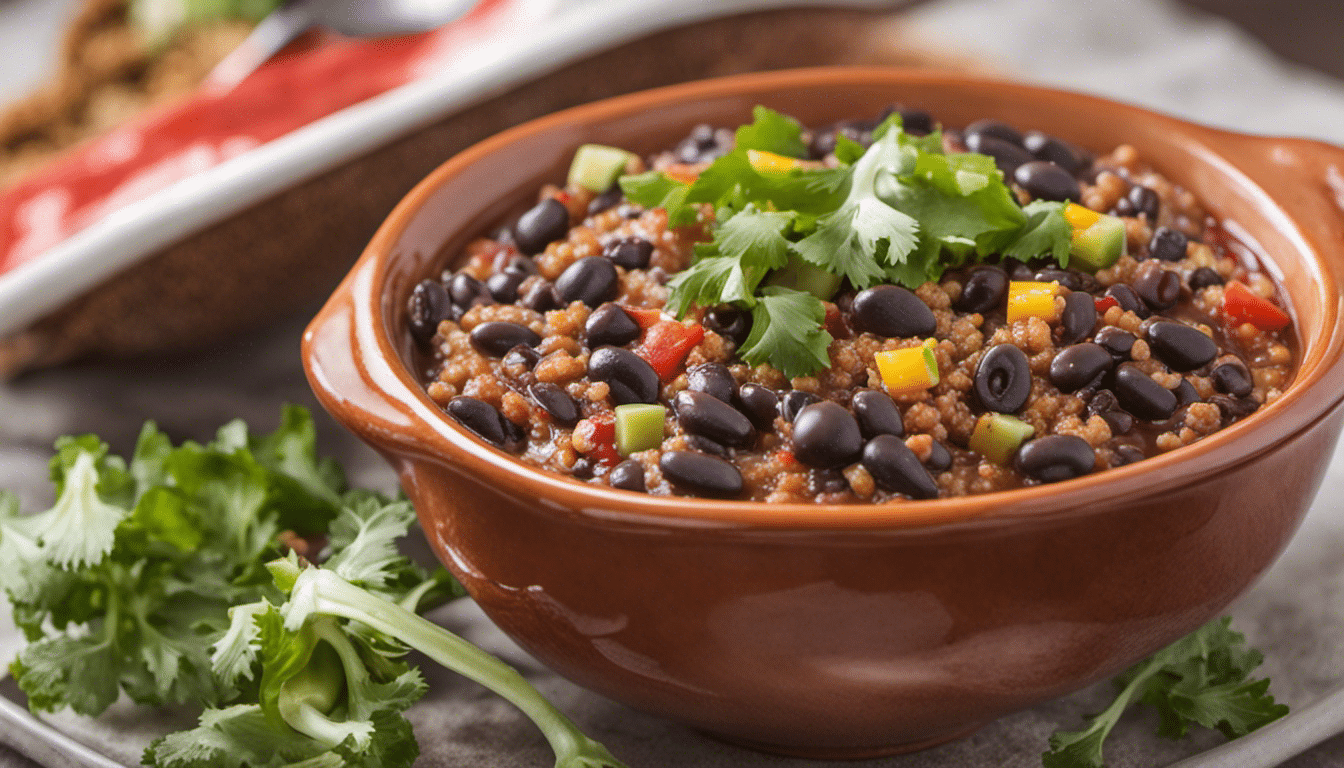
738, 287, 833, 378
145, 502, 625, 768
1043, 617, 1288, 768
623, 106, 1075, 378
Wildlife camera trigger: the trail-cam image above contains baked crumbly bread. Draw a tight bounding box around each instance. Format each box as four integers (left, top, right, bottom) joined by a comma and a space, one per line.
0, 2, 979, 377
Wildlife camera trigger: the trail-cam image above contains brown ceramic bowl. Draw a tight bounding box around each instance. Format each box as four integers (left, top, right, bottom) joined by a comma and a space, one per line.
302, 67, 1344, 758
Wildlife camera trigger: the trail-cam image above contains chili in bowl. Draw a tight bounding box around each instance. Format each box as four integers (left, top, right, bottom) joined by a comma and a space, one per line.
303, 68, 1344, 757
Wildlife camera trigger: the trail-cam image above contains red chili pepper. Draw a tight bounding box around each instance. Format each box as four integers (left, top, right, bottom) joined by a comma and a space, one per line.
1094, 296, 1119, 314
622, 306, 663, 330
635, 320, 705, 380
1223, 281, 1291, 331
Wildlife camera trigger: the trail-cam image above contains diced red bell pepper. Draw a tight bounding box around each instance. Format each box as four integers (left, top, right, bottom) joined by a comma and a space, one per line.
572, 413, 620, 467
1223, 281, 1291, 331
774, 449, 797, 467
1094, 296, 1119, 314
622, 306, 664, 330
823, 301, 848, 339
635, 320, 705, 380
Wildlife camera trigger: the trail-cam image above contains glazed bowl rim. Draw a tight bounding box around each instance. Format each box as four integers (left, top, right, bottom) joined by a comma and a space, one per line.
308, 65, 1344, 531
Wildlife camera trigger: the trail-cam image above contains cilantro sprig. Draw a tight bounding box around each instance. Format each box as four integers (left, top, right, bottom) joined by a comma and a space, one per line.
1044, 617, 1288, 768
621, 106, 1075, 378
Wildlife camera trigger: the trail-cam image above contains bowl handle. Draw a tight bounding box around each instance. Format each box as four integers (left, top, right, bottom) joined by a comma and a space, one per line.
302, 255, 460, 462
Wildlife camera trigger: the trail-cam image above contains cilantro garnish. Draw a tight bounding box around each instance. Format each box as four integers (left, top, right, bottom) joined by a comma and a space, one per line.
1044, 617, 1288, 768
624, 106, 1076, 378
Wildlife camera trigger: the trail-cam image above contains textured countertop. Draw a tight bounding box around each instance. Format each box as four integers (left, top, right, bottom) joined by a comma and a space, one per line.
4, 0, 1344, 766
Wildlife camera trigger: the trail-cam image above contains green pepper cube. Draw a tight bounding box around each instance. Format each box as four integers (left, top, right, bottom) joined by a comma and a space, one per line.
1069, 214, 1127, 273
968, 413, 1035, 465
615, 403, 666, 456
568, 144, 637, 193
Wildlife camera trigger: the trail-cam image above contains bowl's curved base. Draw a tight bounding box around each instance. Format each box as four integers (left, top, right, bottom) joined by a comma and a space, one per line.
702, 721, 987, 760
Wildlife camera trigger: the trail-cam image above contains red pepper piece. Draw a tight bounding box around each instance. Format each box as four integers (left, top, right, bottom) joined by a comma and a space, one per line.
635, 321, 705, 380
622, 307, 663, 330
1094, 296, 1119, 314
571, 413, 621, 467
823, 301, 848, 339
1223, 281, 1291, 331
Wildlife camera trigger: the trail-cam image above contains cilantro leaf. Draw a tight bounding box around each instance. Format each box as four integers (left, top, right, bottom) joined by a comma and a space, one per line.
1002, 200, 1072, 264
665, 207, 795, 316
733, 106, 807, 158
1044, 617, 1287, 768
738, 287, 833, 378
619, 171, 693, 225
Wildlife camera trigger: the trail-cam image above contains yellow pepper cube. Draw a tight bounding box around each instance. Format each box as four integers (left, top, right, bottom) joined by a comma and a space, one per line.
1007, 281, 1059, 324
747, 149, 801, 174
876, 343, 940, 394
1063, 202, 1103, 230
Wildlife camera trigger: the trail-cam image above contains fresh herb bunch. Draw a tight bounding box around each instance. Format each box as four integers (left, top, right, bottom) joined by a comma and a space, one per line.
145, 498, 624, 768
620, 107, 1073, 378
1044, 617, 1288, 768
2, 406, 355, 715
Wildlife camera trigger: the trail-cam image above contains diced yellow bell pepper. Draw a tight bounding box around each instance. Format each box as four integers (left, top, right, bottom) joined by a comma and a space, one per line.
876, 341, 940, 394
1006, 281, 1059, 323
1063, 202, 1103, 230
747, 149, 801, 174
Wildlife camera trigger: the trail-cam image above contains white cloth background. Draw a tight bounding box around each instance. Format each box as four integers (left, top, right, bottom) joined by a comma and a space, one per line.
4, 0, 1344, 766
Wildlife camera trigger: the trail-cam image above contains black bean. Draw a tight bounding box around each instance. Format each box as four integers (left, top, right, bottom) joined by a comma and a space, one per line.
1050, 343, 1113, 393
571, 458, 594, 479
659, 451, 742, 497
1058, 291, 1098, 347
1189, 267, 1225, 291
964, 119, 1024, 146
1174, 378, 1201, 407
1015, 435, 1095, 483
1087, 389, 1134, 435
494, 251, 539, 276
687, 363, 737, 404
1004, 258, 1036, 281
604, 237, 653, 269
896, 106, 934, 135
674, 124, 730, 164
1127, 185, 1160, 220
851, 389, 905, 439
1096, 327, 1137, 361
1148, 227, 1188, 262
685, 434, 731, 459
446, 397, 511, 448
528, 382, 581, 427
1014, 161, 1081, 202
953, 267, 1008, 314
974, 344, 1032, 413
486, 271, 528, 304
448, 273, 492, 310
1023, 131, 1089, 175
608, 459, 646, 492
1114, 364, 1178, 420
519, 280, 559, 312
792, 402, 864, 469
862, 434, 939, 499
1113, 444, 1146, 465
736, 384, 780, 430
409, 279, 451, 343
808, 468, 850, 495
1134, 266, 1182, 311
511, 198, 570, 256
851, 285, 937, 338
809, 121, 870, 158
585, 303, 640, 348
502, 344, 541, 371
704, 305, 751, 344
779, 390, 821, 423
673, 390, 754, 447
1147, 321, 1217, 371
555, 256, 619, 308
588, 185, 623, 216
1210, 394, 1259, 420
588, 347, 660, 405
964, 131, 1033, 176
1035, 268, 1099, 294
926, 440, 952, 472
1211, 361, 1254, 398
469, 322, 541, 357
1104, 284, 1146, 316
